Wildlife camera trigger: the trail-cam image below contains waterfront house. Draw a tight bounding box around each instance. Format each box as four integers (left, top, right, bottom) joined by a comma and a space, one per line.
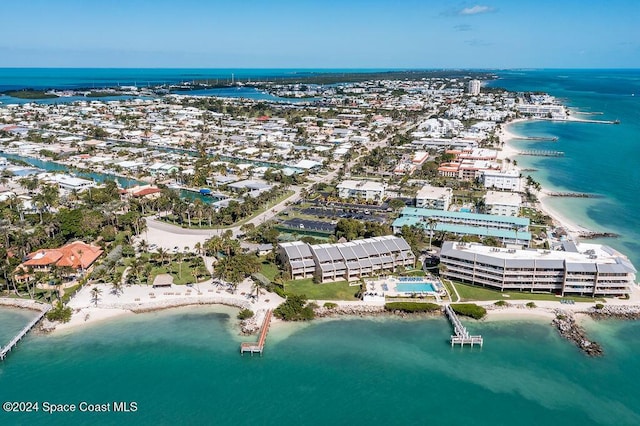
15, 241, 104, 281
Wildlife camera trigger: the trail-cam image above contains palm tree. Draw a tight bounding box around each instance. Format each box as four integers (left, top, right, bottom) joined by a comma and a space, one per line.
111, 281, 123, 297
156, 248, 167, 266
512, 224, 520, 246
251, 279, 263, 301
426, 218, 437, 250
177, 251, 183, 281
90, 286, 102, 306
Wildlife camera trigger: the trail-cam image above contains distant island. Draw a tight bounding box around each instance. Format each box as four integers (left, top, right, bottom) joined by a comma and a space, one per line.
4, 89, 59, 99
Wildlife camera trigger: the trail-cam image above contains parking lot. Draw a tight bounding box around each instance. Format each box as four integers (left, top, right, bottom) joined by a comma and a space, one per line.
298, 207, 388, 223
280, 218, 337, 232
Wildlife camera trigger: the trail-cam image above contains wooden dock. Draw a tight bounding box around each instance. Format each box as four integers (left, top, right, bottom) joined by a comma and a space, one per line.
0, 306, 50, 361
445, 305, 483, 347
240, 309, 273, 356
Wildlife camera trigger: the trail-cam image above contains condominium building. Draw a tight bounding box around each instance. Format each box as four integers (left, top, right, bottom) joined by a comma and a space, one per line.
517, 104, 566, 118
484, 191, 521, 216
278, 236, 415, 283
392, 207, 531, 246
468, 80, 481, 96
415, 184, 453, 210
438, 160, 501, 180
337, 180, 386, 202
481, 169, 522, 191
440, 241, 636, 296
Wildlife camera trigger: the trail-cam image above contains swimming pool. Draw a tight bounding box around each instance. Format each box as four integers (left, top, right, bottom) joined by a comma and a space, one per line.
395, 283, 436, 293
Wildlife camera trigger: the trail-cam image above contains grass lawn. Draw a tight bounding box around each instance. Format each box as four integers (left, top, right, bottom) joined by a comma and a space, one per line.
451, 281, 605, 302
260, 261, 279, 281
402, 269, 426, 277
285, 278, 359, 301
441, 280, 459, 302
146, 259, 207, 286
61, 283, 82, 304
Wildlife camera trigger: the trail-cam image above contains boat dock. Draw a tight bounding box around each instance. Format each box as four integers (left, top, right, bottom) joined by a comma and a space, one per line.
240, 309, 273, 356
0, 306, 50, 361
518, 150, 564, 157
445, 305, 483, 347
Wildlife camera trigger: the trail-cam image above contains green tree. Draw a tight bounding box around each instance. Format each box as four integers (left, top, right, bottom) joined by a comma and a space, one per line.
273, 295, 315, 321
335, 218, 365, 241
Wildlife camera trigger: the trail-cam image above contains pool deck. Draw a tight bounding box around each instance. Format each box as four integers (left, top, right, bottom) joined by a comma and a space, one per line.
362, 275, 446, 302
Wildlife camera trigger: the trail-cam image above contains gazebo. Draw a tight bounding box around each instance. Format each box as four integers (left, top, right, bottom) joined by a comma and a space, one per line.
152, 274, 174, 288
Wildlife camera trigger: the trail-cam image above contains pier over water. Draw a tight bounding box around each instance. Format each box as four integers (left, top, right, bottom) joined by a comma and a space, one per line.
0, 305, 51, 361
240, 309, 273, 356
445, 305, 483, 347
518, 150, 565, 157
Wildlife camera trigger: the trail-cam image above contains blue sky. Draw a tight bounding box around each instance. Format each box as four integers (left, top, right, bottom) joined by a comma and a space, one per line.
0, 0, 638, 68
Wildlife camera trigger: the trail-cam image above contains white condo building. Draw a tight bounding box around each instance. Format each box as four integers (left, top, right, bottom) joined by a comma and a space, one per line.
440, 241, 636, 296
481, 169, 522, 191
468, 80, 481, 96
484, 191, 521, 216
337, 180, 386, 202
415, 184, 453, 210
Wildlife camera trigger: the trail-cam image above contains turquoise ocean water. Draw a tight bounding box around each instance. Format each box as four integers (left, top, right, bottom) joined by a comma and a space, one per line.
1, 307, 640, 425
2, 69, 640, 425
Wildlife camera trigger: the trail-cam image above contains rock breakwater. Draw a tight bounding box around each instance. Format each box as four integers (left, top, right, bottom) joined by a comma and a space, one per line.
552, 310, 603, 357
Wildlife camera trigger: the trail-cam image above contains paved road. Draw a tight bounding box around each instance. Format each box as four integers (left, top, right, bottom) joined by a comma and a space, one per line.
141, 140, 372, 249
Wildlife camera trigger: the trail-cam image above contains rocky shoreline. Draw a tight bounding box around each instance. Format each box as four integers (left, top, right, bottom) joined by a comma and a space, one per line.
314, 305, 387, 318
552, 310, 603, 357
577, 231, 619, 239
587, 305, 640, 320
0, 297, 50, 312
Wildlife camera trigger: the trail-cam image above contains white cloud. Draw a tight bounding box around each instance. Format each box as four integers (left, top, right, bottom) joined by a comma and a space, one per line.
459, 5, 493, 15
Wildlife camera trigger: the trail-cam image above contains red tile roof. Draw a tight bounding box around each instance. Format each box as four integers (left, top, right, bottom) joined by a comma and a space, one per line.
22, 241, 103, 270
132, 187, 162, 197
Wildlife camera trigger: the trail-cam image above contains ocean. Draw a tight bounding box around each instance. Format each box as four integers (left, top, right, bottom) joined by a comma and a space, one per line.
1, 307, 639, 425
1, 69, 640, 425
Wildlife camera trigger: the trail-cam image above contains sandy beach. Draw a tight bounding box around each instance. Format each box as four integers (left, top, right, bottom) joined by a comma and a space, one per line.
54, 278, 286, 333
497, 118, 530, 160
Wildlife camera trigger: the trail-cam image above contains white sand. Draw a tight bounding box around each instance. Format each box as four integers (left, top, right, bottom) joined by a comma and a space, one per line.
497, 118, 530, 160
484, 306, 557, 321
536, 192, 594, 238
54, 278, 285, 333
